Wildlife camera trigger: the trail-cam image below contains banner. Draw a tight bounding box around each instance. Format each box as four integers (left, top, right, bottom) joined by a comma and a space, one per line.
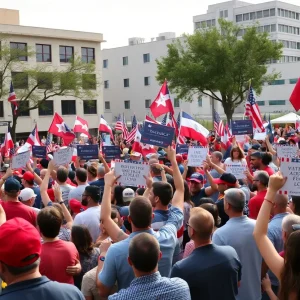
12, 150, 30, 169
53, 147, 73, 166
77, 145, 99, 160
187, 146, 208, 167
253, 132, 267, 140
32, 146, 46, 159
231, 120, 253, 135
141, 121, 175, 148
276, 144, 298, 159
176, 144, 189, 154
280, 158, 300, 196
102, 146, 121, 159
225, 164, 247, 179
114, 160, 149, 187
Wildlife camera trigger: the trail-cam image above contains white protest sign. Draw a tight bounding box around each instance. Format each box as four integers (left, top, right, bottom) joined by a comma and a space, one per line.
280, 158, 300, 196
114, 160, 150, 187
53, 147, 73, 166
12, 150, 31, 169
225, 164, 247, 179
253, 132, 266, 140
276, 144, 298, 158
235, 135, 246, 143
187, 147, 208, 167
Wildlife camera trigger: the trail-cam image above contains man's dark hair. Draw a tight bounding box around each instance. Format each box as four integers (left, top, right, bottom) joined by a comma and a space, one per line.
76, 168, 87, 183
152, 182, 173, 206
37, 207, 62, 238
136, 187, 145, 196
261, 152, 272, 166
85, 185, 101, 203
4, 258, 40, 276
129, 197, 152, 228
151, 165, 162, 176
129, 233, 159, 272
56, 167, 68, 183
198, 197, 214, 206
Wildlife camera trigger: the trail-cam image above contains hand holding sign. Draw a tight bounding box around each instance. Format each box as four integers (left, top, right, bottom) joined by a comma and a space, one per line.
53, 147, 73, 166
12, 151, 31, 169
104, 170, 121, 187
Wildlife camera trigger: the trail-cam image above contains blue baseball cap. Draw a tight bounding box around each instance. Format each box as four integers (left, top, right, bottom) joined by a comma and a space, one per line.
4, 178, 21, 192
188, 173, 204, 183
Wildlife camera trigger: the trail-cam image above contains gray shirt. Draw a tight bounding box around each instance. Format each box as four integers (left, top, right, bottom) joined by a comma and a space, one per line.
213, 216, 262, 300
68, 184, 89, 202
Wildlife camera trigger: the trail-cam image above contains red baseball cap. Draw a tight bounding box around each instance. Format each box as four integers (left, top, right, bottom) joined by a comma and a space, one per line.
23, 171, 34, 182
69, 199, 87, 214
0, 218, 41, 267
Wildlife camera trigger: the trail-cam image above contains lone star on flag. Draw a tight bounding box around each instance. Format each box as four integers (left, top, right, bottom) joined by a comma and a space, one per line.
56, 123, 67, 133
156, 92, 169, 107
81, 124, 88, 132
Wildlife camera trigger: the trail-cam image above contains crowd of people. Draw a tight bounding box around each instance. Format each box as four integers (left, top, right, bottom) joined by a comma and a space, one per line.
0, 127, 300, 300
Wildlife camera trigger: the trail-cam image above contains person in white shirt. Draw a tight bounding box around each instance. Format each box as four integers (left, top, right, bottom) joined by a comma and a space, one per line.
73, 185, 101, 242
68, 168, 89, 203
18, 188, 40, 214
224, 145, 247, 169
56, 167, 75, 205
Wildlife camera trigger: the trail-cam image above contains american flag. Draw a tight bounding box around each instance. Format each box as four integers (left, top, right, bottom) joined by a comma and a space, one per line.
176, 112, 185, 145
122, 114, 129, 140
245, 86, 264, 132
115, 114, 123, 132
126, 115, 138, 143
8, 81, 18, 115
213, 109, 224, 136
45, 133, 53, 153
161, 114, 168, 126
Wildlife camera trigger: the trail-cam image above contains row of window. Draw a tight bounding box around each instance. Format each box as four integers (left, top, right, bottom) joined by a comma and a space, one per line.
195, 19, 216, 29
0, 100, 97, 118
104, 77, 151, 89
279, 56, 300, 63
10, 72, 96, 90
257, 100, 286, 106
236, 8, 276, 23
268, 78, 298, 85
10, 42, 95, 63
278, 24, 300, 35
278, 8, 300, 20
237, 24, 276, 36
103, 53, 150, 68
279, 39, 300, 50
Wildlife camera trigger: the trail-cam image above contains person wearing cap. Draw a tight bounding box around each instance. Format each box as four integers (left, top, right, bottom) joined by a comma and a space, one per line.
249, 152, 275, 177
18, 187, 40, 214
213, 188, 262, 300
0, 168, 37, 227
73, 185, 101, 242
0, 218, 84, 299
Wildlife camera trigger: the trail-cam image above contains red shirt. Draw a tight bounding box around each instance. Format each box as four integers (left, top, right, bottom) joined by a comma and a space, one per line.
40, 239, 79, 284
263, 166, 275, 176
0, 201, 37, 226
248, 190, 267, 220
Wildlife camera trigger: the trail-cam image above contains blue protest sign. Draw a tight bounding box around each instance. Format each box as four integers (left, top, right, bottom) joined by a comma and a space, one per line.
176, 144, 189, 154
77, 144, 99, 160
231, 120, 253, 135
141, 121, 175, 148
102, 146, 121, 159
32, 145, 46, 158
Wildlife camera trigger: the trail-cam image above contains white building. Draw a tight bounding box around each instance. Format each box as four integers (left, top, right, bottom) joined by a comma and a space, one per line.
0, 8, 104, 137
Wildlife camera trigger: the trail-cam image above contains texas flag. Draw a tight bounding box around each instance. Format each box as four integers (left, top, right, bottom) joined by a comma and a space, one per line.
99, 115, 114, 140
26, 125, 41, 146
132, 126, 156, 157
150, 81, 174, 118
1, 131, 14, 158
8, 81, 18, 115
180, 112, 209, 146
48, 113, 75, 146
145, 115, 160, 124
73, 116, 90, 138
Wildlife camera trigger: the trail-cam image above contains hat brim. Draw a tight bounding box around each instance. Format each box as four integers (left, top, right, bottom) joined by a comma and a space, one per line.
188, 178, 203, 183
214, 179, 236, 186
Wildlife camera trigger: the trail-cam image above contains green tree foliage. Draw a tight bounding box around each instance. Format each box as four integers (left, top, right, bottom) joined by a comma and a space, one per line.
156, 20, 283, 122
0, 36, 99, 140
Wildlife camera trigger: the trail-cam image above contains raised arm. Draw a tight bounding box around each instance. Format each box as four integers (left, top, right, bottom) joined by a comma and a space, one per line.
26, 162, 42, 186
265, 136, 276, 156
253, 172, 285, 280
99, 153, 110, 174
203, 162, 218, 196
0, 167, 13, 190
40, 160, 54, 207
206, 155, 225, 175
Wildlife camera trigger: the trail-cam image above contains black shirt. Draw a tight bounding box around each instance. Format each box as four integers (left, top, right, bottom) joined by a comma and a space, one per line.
216, 196, 229, 227
191, 188, 207, 207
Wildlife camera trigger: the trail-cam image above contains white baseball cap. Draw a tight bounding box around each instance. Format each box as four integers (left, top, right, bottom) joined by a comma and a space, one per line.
19, 188, 37, 202
122, 188, 135, 202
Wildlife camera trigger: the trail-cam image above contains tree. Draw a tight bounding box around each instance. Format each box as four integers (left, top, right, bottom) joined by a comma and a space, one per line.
0, 36, 99, 140
156, 19, 283, 122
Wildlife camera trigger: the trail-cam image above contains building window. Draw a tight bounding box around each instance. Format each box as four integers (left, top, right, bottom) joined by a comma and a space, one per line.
0, 101, 3, 117
81, 47, 95, 63
263, 9, 270, 18
104, 80, 109, 89
36, 44, 51, 62
18, 101, 30, 116
38, 100, 54, 116
124, 100, 130, 109
290, 78, 298, 84
174, 98, 180, 108
198, 97, 203, 107
256, 101, 265, 106
10, 42, 27, 61
145, 99, 151, 108
124, 78, 129, 88
143, 53, 150, 63
243, 13, 249, 21
220, 9, 228, 18
271, 24, 276, 32
269, 100, 285, 105
144, 76, 150, 86
61, 100, 76, 115
236, 14, 242, 22
250, 12, 256, 20
11, 72, 28, 89
257, 11, 263, 19
83, 100, 97, 114
105, 101, 110, 110
37, 72, 53, 89
123, 56, 128, 66
270, 8, 275, 16
103, 59, 108, 68
59, 46, 74, 63
269, 79, 285, 85
82, 74, 96, 90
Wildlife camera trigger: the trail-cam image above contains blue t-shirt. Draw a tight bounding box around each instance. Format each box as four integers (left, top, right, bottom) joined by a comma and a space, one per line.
171, 244, 241, 300
191, 188, 207, 207
32, 186, 41, 209
1, 276, 84, 300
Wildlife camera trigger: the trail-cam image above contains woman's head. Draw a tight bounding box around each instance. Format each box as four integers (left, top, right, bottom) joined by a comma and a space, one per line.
71, 225, 93, 256
111, 185, 124, 206
100, 208, 119, 234
87, 165, 97, 181
200, 203, 220, 227
230, 146, 244, 161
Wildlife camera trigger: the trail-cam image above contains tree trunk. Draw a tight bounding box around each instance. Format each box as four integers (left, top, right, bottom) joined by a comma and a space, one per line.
222, 100, 234, 125
11, 114, 18, 142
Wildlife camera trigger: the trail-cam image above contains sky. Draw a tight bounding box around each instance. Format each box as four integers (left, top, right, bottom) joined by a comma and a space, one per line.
2, 0, 300, 49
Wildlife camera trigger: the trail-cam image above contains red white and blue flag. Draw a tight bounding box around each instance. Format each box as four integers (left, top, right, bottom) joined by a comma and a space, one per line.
8, 81, 18, 115
176, 112, 186, 145
145, 115, 160, 124
99, 115, 114, 141
123, 114, 129, 140
26, 125, 41, 146
115, 114, 123, 132
73, 116, 90, 138
126, 115, 138, 143
213, 109, 224, 137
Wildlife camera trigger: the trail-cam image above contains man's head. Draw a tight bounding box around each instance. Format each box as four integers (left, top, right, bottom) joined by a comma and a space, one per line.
75, 168, 87, 184
4, 178, 21, 199
130, 152, 142, 161
0, 218, 41, 284
188, 173, 204, 195
128, 232, 161, 274
128, 196, 154, 229
272, 194, 288, 215
149, 182, 173, 208
21, 171, 35, 187
97, 166, 105, 179
252, 171, 269, 191
224, 188, 246, 216
188, 207, 214, 242
82, 185, 101, 206
56, 167, 69, 184
282, 214, 300, 243
250, 152, 263, 169
18, 188, 37, 207
214, 173, 237, 194
122, 188, 135, 204
211, 151, 223, 164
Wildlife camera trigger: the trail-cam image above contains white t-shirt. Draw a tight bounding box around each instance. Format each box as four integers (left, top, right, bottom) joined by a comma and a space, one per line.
68, 184, 89, 202
224, 157, 247, 167
73, 206, 101, 242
